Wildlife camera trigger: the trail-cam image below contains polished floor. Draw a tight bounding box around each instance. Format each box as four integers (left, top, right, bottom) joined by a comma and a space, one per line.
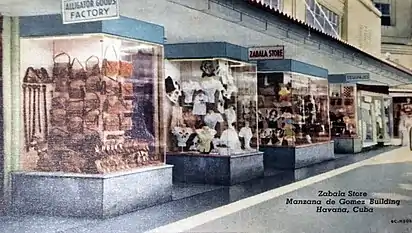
0, 146, 409, 233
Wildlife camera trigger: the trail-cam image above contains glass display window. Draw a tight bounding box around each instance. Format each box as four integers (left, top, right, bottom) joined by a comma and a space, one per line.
20, 34, 164, 174
164, 58, 258, 156
257, 72, 330, 147
329, 84, 357, 138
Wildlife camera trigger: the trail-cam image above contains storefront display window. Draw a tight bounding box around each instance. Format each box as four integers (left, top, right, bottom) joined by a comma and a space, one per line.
20, 34, 164, 174
164, 59, 258, 155
257, 72, 330, 147
329, 83, 357, 138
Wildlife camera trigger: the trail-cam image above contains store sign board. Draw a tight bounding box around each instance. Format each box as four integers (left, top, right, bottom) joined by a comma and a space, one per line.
345, 73, 370, 82
248, 46, 284, 60
62, 0, 120, 24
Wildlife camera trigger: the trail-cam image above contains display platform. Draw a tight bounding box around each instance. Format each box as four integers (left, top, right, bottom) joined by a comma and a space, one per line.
333, 137, 362, 154
260, 141, 335, 169
166, 151, 264, 186
11, 165, 173, 218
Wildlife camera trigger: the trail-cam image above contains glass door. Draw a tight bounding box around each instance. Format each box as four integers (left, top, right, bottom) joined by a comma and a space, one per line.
360, 95, 377, 147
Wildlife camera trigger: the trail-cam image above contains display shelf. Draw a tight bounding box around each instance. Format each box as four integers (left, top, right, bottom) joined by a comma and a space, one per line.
166, 151, 263, 185
13, 14, 171, 218
256, 59, 334, 169
260, 141, 334, 169
163, 42, 263, 185
11, 165, 172, 218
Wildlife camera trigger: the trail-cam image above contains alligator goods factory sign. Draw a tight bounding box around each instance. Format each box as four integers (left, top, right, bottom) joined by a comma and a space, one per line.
62, 0, 119, 24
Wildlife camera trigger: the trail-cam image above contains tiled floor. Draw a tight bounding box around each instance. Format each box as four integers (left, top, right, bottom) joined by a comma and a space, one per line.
0, 146, 404, 233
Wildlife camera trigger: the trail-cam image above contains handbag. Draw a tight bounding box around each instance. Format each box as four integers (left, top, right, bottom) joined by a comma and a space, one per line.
53, 52, 72, 92
67, 116, 84, 134
102, 45, 119, 77
119, 58, 133, 78
23, 67, 41, 83
84, 109, 100, 129
101, 76, 121, 95
122, 82, 134, 96
120, 114, 133, 131
66, 100, 84, 117
103, 113, 120, 131
84, 92, 100, 110
85, 55, 102, 92
50, 109, 67, 127
103, 95, 126, 114
68, 79, 86, 99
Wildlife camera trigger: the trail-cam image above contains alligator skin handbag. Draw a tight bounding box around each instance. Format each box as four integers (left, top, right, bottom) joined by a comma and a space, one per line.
85, 55, 102, 93
53, 52, 72, 92
102, 45, 119, 77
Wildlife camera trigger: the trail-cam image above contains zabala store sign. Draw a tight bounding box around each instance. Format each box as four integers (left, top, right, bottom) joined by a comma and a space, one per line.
62, 0, 120, 24
248, 46, 284, 60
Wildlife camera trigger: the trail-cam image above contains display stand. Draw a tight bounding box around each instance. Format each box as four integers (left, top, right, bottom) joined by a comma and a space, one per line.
164, 42, 264, 185
329, 74, 392, 153
256, 59, 334, 169
11, 14, 172, 218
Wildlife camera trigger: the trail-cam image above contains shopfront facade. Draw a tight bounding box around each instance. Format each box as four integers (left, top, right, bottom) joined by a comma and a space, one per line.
0, 0, 412, 215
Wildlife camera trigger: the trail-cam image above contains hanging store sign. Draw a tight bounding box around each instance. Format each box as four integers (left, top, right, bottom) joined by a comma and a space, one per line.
62, 0, 120, 24
248, 46, 284, 60
345, 73, 370, 82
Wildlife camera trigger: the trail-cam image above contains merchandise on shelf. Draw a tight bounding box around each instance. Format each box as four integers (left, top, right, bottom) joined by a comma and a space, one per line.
329, 84, 357, 138
257, 72, 330, 147
165, 59, 258, 155
20, 34, 164, 174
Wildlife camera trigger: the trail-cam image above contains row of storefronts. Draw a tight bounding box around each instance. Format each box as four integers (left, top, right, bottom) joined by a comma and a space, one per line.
2, 0, 412, 218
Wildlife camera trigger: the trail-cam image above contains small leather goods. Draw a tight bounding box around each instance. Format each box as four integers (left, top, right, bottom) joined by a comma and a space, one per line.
102, 45, 119, 77
68, 79, 86, 99
66, 100, 84, 117
84, 92, 100, 110
50, 109, 67, 127
119, 60, 133, 78
35, 67, 53, 83
23, 67, 41, 83
85, 55, 102, 92
53, 52, 72, 92
103, 113, 120, 131
67, 116, 84, 134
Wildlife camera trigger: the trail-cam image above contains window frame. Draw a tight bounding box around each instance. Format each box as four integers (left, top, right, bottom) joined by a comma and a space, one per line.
374, 2, 392, 26
305, 2, 341, 36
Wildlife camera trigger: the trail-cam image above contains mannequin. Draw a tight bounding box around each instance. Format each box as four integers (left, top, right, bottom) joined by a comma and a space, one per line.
220, 126, 243, 153
192, 91, 208, 116
182, 81, 201, 103
201, 78, 224, 103
172, 125, 194, 148
204, 110, 224, 129
196, 126, 217, 154
224, 105, 237, 128
216, 60, 238, 98
239, 122, 253, 150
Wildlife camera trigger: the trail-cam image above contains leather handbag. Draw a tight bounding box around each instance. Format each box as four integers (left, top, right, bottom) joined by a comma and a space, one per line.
23, 67, 41, 83
50, 109, 67, 127
120, 115, 133, 131
67, 116, 84, 134
84, 109, 100, 129
119, 59, 133, 78
66, 100, 84, 117
53, 52, 72, 92
71, 58, 87, 81
122, 82, 134, 96
84, 92, 100, 110
85, 55, 102, 92
103, 95, 126, 114
103, 113, 120, 131
102, 45, 119, 77
68, 79, 86, 99
101, 76, 121, 95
